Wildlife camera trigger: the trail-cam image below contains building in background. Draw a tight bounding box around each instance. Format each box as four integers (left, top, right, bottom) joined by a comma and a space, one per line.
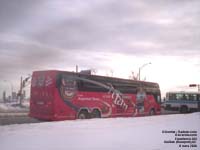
3, 91, 6, 102
12, 92, 17, 101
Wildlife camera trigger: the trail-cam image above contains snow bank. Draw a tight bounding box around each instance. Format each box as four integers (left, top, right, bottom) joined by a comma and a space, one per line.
0, 102, 29, 112
0, 113, 199, 150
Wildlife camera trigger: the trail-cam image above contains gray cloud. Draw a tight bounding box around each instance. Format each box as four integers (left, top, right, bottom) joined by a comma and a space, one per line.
0, 0, 39, 33
21, 0, 199, 56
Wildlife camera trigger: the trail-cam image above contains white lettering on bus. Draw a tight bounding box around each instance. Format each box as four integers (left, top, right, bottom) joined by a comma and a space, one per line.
78, 97, 101, 101
111, 90, 128, 110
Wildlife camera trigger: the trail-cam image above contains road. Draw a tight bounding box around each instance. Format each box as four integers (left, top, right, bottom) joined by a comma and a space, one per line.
0, 113, 42, 125
0, 108, 179, 126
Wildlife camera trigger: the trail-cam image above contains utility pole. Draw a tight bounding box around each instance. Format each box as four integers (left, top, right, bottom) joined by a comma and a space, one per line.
18, 75, 31, 106
76, 65, 78, 73
19, 76, 23, 106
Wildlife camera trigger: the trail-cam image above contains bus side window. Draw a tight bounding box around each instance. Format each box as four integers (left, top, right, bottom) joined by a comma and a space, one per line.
77, 80, 83, 88
168, 93, 174, 100
189, 94, 193, 101
176, 93, 183, 100
194, 94, 197, 101
197, 94, 200, 101
189, 94, 197, 101
184, 94, 189, 100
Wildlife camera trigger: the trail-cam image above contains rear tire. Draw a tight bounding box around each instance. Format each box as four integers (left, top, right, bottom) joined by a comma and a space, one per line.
78, 110, 89, 119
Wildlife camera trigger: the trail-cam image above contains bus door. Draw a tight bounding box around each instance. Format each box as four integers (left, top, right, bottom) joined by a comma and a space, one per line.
135, 87, 146, 115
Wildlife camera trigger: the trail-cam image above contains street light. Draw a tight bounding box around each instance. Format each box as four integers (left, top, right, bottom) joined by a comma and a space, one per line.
138, 62, 151, 81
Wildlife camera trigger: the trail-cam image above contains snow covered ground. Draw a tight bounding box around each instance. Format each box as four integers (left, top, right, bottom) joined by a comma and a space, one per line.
0, 113, 199, 150
0, 102, 29, 113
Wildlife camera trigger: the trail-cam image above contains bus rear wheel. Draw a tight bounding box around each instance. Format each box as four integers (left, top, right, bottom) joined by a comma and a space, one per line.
91, 109, 101, 118
78, 110, 89, 119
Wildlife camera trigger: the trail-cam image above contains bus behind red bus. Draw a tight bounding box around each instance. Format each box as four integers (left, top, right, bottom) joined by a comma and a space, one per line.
29, 70, 161, 120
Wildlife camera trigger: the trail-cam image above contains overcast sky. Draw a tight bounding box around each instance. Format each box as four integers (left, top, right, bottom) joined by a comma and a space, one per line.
0, 0, 200, 98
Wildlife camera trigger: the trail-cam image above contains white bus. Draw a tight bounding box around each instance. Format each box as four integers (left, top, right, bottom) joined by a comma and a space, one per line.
163, 91, 200, 113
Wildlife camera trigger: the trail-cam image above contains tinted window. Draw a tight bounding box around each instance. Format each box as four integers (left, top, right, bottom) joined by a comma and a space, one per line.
58, 73, 160, 94
78, 79, 108, 92
167, 93, 199, 101
168, 93, 176, 100
189, 94, 197, 101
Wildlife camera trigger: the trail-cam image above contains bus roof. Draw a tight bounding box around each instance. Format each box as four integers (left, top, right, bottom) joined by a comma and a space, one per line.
33, 70, 159, 88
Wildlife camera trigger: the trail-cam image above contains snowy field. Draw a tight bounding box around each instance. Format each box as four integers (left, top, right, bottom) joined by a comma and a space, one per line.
0, 113, 199, 150
0, 102, 29, 113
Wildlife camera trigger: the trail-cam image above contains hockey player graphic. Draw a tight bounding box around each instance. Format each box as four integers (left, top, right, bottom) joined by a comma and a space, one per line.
135, 87, 146, 114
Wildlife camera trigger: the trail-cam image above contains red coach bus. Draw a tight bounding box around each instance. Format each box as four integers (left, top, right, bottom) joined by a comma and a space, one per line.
29, 70, 161, 121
